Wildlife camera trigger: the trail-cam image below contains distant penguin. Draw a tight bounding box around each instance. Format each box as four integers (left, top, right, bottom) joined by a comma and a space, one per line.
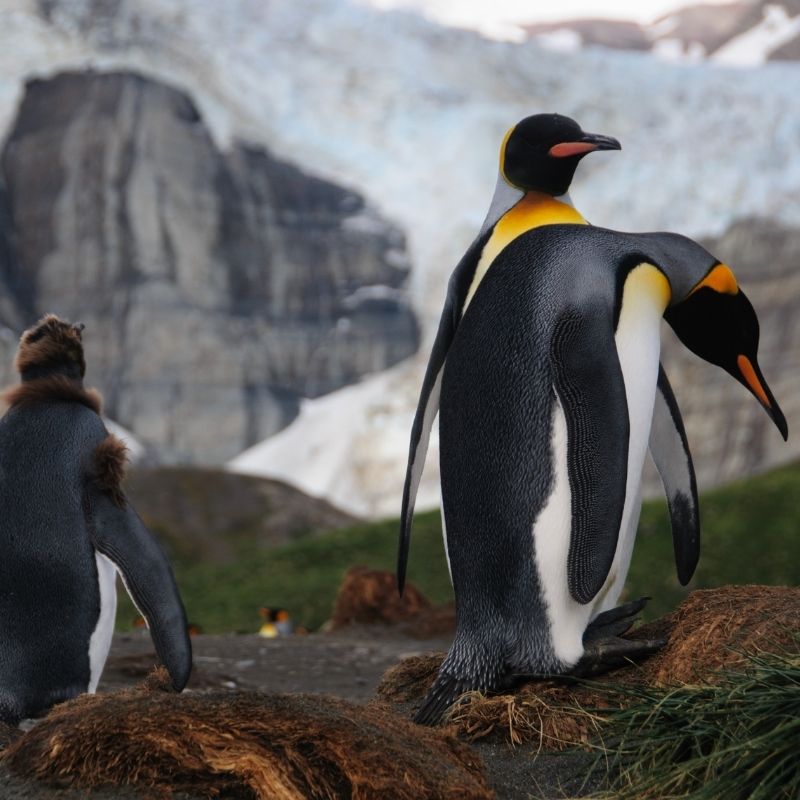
398, 120, 788, 724
258, 607, 294, 637
0, 315, 192, 724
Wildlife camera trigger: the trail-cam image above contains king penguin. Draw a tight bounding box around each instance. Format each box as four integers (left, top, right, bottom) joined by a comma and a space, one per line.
399, 117, 788, 724
0, 315, 192, 724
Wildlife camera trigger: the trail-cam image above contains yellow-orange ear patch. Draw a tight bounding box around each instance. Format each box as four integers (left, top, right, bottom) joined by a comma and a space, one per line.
689, 263, 738, 298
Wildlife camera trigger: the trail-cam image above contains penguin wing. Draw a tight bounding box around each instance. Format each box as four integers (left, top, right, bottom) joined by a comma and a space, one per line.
551, 307, 630, 605
86, 486, 192, 691
649, 364, 700, 585
398, 231, 491, 594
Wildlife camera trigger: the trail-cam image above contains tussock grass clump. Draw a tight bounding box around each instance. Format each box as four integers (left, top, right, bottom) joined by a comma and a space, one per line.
595, 647, 800, 800
446, 686, 609, 751
330, 567, 455, 637
2, 668, 491, 800
376, 656, 608, 750
639, 585, 800, 684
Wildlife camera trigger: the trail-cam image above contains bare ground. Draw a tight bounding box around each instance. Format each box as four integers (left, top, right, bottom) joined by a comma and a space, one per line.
0, 628, 598, 800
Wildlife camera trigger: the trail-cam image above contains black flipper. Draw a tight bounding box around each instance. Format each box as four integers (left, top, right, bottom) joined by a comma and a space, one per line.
649, 364, 700, 585
85, 486, 192, 691
398, 230, 491, 594
550, 307, 630, 605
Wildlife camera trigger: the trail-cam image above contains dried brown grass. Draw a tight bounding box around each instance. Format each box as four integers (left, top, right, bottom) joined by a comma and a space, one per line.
377, 585, 800, 750
638, 585, 799, 684
2, 668, 491, 799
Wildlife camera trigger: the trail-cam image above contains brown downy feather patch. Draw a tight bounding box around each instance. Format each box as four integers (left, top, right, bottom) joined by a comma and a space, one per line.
2, 375, 102, 414
14, 314, 86, 376
2, 671, 492, 800
92, 433, 129, 507
376, 585, 800, 750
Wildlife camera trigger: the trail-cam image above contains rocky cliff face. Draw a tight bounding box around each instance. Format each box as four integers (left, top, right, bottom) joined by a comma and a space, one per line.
0, 71, 418, 462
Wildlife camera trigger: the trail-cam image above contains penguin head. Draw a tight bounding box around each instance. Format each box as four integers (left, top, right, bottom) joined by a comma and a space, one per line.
500, 113, 621, 196
15, 314, 86, 382
665, 263, 788, 440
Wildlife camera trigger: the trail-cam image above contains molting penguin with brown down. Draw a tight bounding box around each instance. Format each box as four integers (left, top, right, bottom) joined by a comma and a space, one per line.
0, 315, 192, 724
398, 115, 788, 724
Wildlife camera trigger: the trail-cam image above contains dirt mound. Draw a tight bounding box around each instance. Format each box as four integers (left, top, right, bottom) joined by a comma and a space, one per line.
376, 585, 800, 749
2, 668, 490, 800
329, 566, 455, 637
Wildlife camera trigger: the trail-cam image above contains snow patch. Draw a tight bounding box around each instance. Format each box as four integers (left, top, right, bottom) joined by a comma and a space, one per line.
228, 362, 441, 518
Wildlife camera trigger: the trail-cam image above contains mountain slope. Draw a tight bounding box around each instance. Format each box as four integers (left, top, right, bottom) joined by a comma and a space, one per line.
523, 1, 800, 64
1, 0, 798, 513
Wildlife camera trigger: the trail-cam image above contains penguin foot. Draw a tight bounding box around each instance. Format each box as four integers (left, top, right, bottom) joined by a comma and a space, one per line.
413, 670, 494, 726
414, 672, 469, 726
572, 597, 666, 678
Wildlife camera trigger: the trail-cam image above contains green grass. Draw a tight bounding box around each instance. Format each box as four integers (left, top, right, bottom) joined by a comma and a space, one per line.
588, 646, 800, 799
117, 462, 800, 634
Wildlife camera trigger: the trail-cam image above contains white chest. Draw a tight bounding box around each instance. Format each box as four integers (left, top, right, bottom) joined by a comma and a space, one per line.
532, 263, 671, 665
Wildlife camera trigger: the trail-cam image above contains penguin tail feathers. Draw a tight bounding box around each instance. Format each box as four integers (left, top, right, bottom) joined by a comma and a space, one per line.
413, 672, 479, 726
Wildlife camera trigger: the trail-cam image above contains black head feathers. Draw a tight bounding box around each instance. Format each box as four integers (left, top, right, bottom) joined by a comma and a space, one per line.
501, 113, 620, 196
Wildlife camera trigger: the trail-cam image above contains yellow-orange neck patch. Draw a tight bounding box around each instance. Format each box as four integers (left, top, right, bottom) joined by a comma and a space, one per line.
463, 192, 587, 314
498, 126, 515, 185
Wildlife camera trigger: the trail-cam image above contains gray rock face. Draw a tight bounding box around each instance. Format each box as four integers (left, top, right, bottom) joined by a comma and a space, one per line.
0, 71, 418, 462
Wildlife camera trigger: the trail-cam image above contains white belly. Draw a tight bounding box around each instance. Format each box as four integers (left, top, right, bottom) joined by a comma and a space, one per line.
532, 264, 668, 665
87, 552, 118, 692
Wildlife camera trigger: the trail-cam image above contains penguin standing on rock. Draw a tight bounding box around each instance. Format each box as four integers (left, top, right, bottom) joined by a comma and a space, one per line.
0, 315, 192, 724
399, 115, 788, 724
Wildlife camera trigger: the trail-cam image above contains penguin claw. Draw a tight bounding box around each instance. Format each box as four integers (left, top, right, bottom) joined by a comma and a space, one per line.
573, 635, 667, 678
